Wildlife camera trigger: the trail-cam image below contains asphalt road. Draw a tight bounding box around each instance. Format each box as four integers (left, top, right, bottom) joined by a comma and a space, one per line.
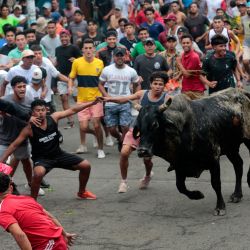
2, 97, 250, 250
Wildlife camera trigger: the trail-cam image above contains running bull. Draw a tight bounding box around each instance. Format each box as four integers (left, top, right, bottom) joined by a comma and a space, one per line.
133, 88, 250, 216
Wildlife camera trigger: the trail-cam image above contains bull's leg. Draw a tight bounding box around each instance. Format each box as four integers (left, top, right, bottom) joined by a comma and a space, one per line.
226, 152, 243, 203
175, 171, 204, 200
243, 139, 250, 187
210, 163, 226, 216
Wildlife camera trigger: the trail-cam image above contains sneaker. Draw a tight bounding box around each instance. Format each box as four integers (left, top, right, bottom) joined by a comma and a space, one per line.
25, 184, 45, 196
139, 172, 154, 190
76, 145, 88, 154
77, 190, 96, 200
93, 137, 98, 148
40, 179, 50, 188
97, 149, 105, 159
118, 181, 128, 193
105, 135, 114, 146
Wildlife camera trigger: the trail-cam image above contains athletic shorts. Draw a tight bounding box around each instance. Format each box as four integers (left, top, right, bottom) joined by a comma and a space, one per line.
32, 151, 83, 170
104, 103, 131, 127
35, 234, 67, 250
243, 46, 250, 61
77, 102, 103, 121
123, 128, 140, 149
0, 144, 31, 160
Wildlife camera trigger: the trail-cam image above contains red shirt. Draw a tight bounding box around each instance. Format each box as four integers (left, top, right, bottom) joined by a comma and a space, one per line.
135, 10, 164, 26
0, 194, 63, 249
181, 49, 205, 92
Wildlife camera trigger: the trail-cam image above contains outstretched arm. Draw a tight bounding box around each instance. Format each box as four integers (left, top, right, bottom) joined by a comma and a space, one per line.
0, 126, 31, 163
103, 90, 144, 103
51, 98, 102, 122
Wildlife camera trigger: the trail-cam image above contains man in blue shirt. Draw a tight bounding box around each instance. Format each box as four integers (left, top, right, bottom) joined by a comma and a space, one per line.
140, 7, 164, 41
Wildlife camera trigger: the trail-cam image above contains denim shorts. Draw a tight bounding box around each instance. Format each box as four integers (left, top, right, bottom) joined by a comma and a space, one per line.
104, 103, 132, 127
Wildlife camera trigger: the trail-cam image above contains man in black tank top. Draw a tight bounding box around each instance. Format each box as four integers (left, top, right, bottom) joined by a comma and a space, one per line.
103, 72, 172, 193
0, 99, 101, 200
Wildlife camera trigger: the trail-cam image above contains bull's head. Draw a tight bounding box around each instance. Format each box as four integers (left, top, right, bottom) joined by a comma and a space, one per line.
134, 98, 172, 158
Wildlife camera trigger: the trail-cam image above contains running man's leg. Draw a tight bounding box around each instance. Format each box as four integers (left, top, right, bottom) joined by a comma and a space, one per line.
31, 166, 47, 199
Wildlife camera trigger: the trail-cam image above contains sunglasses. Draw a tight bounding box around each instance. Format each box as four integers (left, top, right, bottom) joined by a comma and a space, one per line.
24, 56, 34, 59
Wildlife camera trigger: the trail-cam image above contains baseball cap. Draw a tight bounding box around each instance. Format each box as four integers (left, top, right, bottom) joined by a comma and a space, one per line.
60, 29, 70, 36
21, 49, 35, 59
42, 2, 51, 9
237, 2, 246, 7
13, 4, 22, 10
177, 27, 188, 34
114, 47, 126, 56
166, 35, 177, 42
143, 37, 156, 45
51, 11, 61, 22
32, 67, 43, 84
163, 14, 177, 22
115, 6, 121, 11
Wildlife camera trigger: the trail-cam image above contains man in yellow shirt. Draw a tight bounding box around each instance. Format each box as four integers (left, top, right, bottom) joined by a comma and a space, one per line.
69, 38, 105, 158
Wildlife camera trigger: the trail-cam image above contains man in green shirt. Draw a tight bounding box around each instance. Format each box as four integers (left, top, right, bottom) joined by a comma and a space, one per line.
130, 27, 165, 59
0, 5, 20, 37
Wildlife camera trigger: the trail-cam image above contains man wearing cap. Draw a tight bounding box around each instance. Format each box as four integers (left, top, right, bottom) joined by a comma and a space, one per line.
1, 49, 39, 96
55, 29, 82, 128
140, 7, 165, 41
0, 5, 20, 37
131, 27, 165, 58
160, 35, 182, 86
9, 4, 27, 32
0, 172, 76, 249
238, 2, 250, 80
201, 34, 242, 95
42, 1, 53, 20
98, 47, 140, 151
26, 67, 48, 101
134, 37, 169, 89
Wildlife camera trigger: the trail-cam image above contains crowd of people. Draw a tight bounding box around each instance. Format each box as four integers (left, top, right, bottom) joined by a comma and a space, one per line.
0, 0, 250, 248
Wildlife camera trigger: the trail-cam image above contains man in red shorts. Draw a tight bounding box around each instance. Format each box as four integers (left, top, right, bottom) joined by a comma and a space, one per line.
0, 172, 76, 249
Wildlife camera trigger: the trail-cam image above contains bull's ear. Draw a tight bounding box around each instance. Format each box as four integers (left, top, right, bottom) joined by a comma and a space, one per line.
158, 97, 172, 112
133, 126, 140, 139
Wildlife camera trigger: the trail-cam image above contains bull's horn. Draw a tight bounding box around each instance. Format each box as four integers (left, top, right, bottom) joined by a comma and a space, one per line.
132, 102, 142, 111
158, 97, 172, 112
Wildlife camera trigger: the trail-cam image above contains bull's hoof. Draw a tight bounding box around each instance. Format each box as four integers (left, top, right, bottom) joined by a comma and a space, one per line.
247, 174, 250, 188
228, 193, 243, 203
189, 190, 204, 200
213, 208, 226, 216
